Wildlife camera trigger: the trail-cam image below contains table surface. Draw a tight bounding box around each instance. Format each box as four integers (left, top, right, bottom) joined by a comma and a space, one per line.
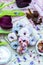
0, 2, 43, 65
6, 44, 43, 65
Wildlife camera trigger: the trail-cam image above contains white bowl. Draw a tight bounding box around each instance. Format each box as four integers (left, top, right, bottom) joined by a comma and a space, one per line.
0, 46, 11, 65
36, 39, 43, 56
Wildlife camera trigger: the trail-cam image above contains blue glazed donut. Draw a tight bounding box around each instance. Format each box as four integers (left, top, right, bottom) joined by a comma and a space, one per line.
16, 21, 27, 28
12, 20, 29, 35
29, 36, 37, 46
8, 32, 17, 42
12, 26, 20, 35
18, 27, 30, 38
10, 41, 18, 50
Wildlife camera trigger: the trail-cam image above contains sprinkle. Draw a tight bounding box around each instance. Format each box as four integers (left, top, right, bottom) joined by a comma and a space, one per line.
33, 56, 35, 59
17, 58, 21, 63
38, 60, 40, 63
35, 26, 40, 30
29, 61, 35, 65
36, 55, 39, 58
30, 54, 32, 57
23, 56, 27, 61
36, 27, 40, 30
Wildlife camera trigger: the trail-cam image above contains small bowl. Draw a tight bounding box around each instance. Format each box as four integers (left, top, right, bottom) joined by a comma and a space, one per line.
36, 39, 43, 56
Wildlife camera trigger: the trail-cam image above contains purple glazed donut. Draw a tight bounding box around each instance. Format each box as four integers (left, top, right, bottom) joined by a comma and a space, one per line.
16, 0, 32, 8
0, 15, 13, 29
0, 22, 13, 29
0, 15, 12, 23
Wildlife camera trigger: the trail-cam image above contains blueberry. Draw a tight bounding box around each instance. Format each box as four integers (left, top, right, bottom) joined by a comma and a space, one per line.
23, 56, 27, 61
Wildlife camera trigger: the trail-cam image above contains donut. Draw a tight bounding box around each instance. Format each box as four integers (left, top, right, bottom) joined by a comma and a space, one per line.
16, 0, 32, 8
12, 20, 29, 35
17, 36, 29, 54
0, 15, 13, 30
12, 26, 20, 35
8, 32, 17, 42
10, 41, 18, 50
17, 46, 27, 54
32, 28, 40, 40
1, 22, 13, 29
18, 36, 29, 47
29, 36, 37, 46
16, 21, 28, 28
0, 15, 12, 23
18, 27, 30, 38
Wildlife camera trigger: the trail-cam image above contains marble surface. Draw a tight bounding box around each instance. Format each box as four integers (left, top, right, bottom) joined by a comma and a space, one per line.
0, 1, 43, 65
6, 16, 43, 65
6, 44, 43, 65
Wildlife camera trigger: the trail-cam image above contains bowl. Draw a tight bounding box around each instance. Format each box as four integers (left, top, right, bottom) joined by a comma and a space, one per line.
0, 46, 11, 65
36, 39, 43, 56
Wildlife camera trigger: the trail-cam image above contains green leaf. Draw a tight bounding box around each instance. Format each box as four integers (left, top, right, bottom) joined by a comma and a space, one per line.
0, 29, 11, 34
0, 3, 4, 8
0, 41, 8, 46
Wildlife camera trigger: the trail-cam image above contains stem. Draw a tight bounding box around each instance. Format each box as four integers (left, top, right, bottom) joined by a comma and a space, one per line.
0, 0, 15, 9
